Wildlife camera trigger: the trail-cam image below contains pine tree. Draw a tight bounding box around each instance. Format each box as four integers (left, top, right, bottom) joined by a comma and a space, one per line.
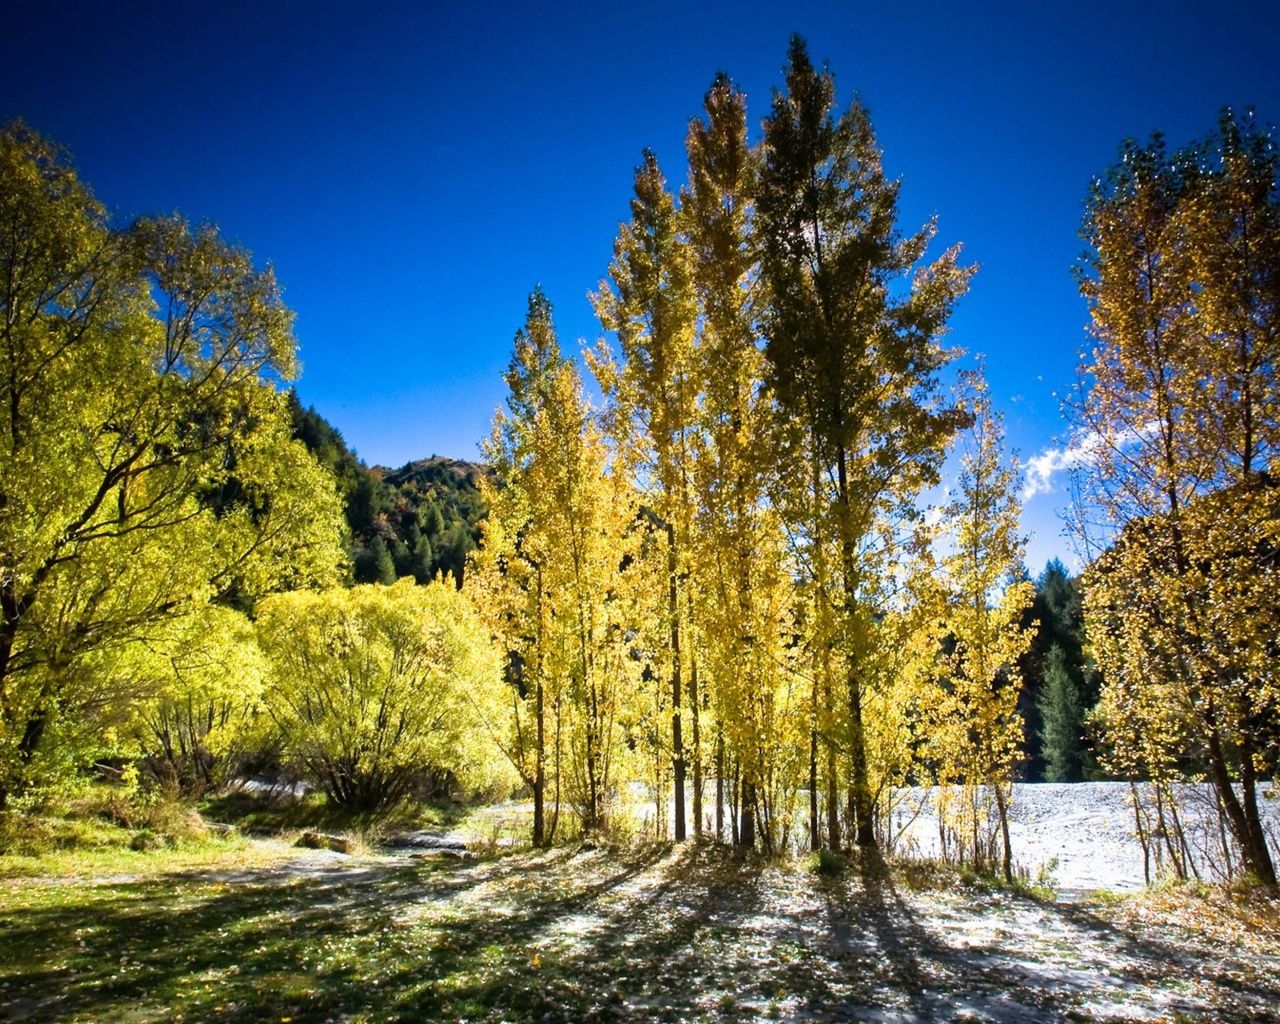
369, 537, 397, 585
1038, 644, 1085, 782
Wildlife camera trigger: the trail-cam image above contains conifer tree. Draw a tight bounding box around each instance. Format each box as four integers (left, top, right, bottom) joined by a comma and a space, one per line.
1038, 644, 1085, 782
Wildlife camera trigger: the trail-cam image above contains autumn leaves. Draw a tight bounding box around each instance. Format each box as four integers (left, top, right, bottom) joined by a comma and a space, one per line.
469, 38, 1030, 857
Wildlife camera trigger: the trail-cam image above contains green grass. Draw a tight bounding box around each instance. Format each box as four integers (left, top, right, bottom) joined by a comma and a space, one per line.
3, 826, 1278, 1023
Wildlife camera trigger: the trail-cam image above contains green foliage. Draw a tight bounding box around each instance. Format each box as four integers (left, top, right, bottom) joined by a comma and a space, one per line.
288, 395, 490, 586
1038, 644, 1085, 782
810, 847, 848, 875
756, 36, 973, 848
257, 579, 514, 813
0, 121, 346, 807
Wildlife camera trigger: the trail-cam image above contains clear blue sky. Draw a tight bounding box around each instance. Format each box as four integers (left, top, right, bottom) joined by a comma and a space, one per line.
6, 0, 1278, 573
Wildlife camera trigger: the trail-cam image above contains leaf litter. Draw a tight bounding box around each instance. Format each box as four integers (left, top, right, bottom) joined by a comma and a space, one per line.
1, 834, 1278, 1023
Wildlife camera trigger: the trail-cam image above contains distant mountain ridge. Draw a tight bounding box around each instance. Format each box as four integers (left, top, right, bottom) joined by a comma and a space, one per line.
379, 456, 492, 488
289, 393, 489, 585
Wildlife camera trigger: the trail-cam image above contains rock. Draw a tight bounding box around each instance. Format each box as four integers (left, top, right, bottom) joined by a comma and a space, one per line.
409, 848, 474, 861
384, 830, 469, 852
295, 831, 353, 854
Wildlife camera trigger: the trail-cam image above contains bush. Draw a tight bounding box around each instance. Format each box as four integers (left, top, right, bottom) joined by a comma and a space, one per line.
257, 580, 514, 813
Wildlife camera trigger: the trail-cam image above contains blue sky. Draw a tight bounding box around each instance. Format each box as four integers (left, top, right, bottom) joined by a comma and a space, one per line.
6, 0, 1279, 573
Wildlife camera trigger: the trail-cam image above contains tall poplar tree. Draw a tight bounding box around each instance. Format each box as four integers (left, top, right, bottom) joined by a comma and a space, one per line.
756, 37, 972, 847
924, 379, 1034, 881
473, 291, 642, 842
593, 153, 701, 841
683, 73, 804, 850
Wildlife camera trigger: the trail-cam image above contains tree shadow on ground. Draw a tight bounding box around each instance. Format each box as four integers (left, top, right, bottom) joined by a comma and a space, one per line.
2, 844, 1278, 1023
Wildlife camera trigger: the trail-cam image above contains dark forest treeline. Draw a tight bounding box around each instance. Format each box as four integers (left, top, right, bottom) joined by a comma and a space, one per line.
288, 392, 488, 586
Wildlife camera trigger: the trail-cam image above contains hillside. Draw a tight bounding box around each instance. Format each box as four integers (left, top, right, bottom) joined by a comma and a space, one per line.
289, 393, 490, 585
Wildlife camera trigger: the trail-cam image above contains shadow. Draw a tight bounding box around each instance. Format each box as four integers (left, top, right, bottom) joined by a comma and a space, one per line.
2, 844, 1278, 1023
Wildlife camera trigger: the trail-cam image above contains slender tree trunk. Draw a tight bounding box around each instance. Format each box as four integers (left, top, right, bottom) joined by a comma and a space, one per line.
993, 780, 1013, 884
667, 522, 686, 842
809, 715, 820, 852
533, 568, 547, 848
533, 679, 546, 848
715, 730, 725, 842
826, 738, 840, 851
690, 656, 702, 837
738, 777, 755, 849
1206, 713, 1277, 888
730, 761, 740, 845
550, 698, 562, 844
834, 445, 875, 848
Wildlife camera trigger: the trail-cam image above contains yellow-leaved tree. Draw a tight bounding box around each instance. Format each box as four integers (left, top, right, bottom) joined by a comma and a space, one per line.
470, 290, 645, 843
257, 580, 511, 812
592, 151, 702, 841
919, 378, 1034, 881
1076, 111, 1280, 888
0, 123, 345, 808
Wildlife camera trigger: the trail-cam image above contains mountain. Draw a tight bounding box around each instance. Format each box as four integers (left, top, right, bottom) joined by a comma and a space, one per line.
288, 392, 489, 586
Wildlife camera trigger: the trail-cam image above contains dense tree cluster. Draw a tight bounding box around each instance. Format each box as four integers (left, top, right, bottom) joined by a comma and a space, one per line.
2, 39, 1275, 893
0, 123, 502, 815
289, 396, 488, 587
468, 38, 1034, 873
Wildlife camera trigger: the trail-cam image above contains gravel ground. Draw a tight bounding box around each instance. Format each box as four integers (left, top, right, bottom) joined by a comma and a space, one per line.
888, 782, 1280, 895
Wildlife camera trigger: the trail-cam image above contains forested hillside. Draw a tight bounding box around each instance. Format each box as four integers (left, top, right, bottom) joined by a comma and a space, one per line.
288, 394, 489, 586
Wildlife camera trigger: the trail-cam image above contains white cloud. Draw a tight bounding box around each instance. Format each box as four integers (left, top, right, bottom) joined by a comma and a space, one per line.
1022, 421, 1158, 502
1022, 431, 1106, 501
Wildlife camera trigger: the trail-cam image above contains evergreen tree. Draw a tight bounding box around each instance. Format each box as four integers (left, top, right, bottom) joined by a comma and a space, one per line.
369, 537, 397, 585
1038, 644, 1085, 782
1018, 558, 1089, 779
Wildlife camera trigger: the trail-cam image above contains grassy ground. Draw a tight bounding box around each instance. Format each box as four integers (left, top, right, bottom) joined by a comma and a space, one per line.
2, 836, 1279, 1024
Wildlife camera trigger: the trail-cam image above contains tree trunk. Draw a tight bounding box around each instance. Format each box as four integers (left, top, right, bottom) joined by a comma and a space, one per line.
826, 741, 840, 851
809, 719, 820, 852
835, 444, 875, 848
667, 522, 686, 842
715, 730, 725, 842
533, 679, 546, 848
691, 656, 702, 837
1206, 715, 1277, 888
738, 777, 755, 849
993, 781, 1013, 884
1238, 726, 1277, 888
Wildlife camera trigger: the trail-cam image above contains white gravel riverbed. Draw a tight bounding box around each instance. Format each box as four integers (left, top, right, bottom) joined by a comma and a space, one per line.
887, 781, 1280, 895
